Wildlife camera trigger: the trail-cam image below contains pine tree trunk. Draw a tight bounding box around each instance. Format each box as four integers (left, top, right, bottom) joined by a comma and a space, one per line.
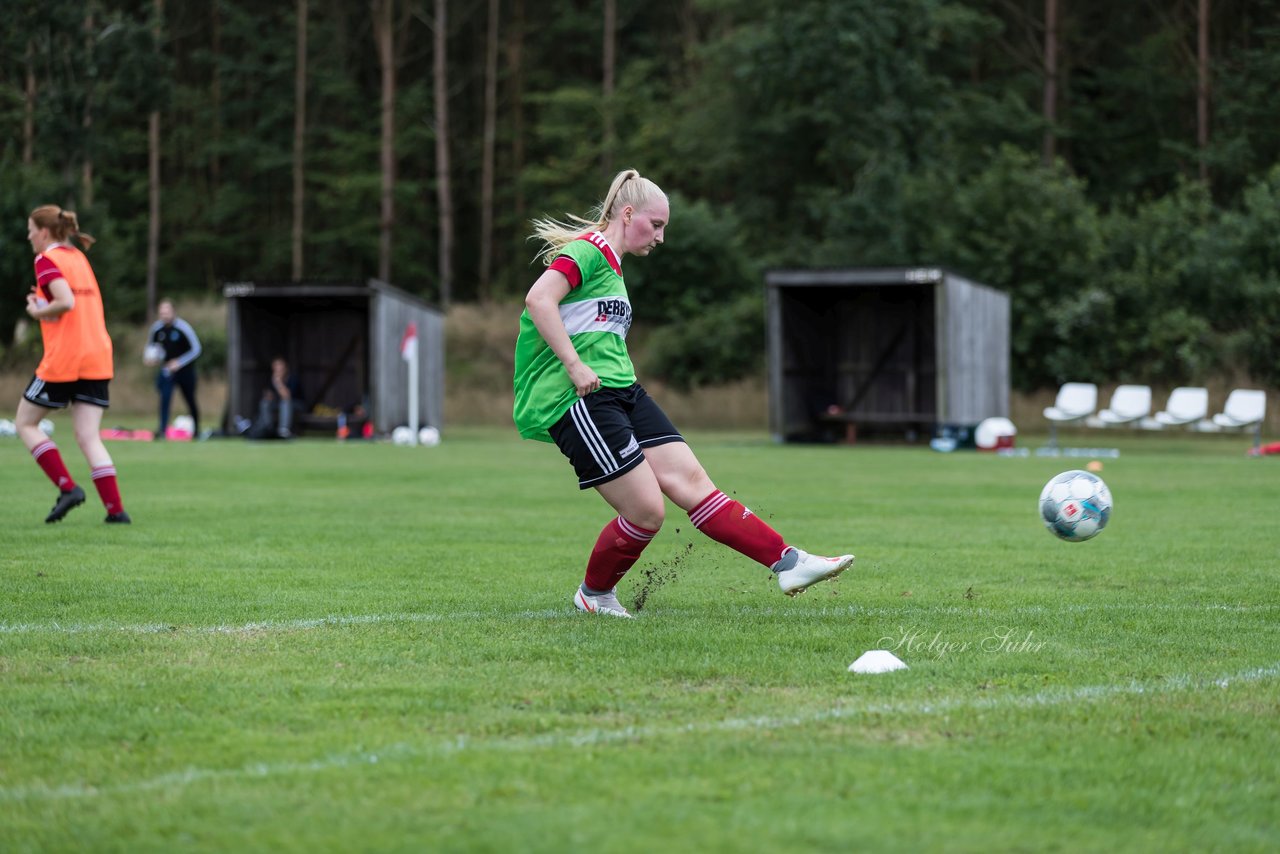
82, 13, 94, 209
23, 41, 35, 166
1197, 0, 1211, 184
292, 0, 308, 280
602, 0, 617, 175
434, 0, 453, 306
1041, 0, 1059, 166
478, 0, 499, 300
211, 1, 222, 189
506, 0, 525, 226
374, 0, 396, 284
147, 0, 165, 322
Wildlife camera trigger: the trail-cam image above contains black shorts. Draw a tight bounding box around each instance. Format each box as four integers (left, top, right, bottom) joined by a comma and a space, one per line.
548, 383, 684, 489
23, 375, 111, 409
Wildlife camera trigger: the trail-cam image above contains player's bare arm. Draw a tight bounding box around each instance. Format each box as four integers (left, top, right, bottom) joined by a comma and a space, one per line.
524, 268, 600, 397
27, 278, 75, 319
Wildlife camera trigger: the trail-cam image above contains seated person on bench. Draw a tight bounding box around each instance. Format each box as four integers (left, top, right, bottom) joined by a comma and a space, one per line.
250, 357, 303, 439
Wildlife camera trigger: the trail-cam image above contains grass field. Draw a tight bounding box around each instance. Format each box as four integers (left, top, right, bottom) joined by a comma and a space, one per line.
2, 426, 1278, 852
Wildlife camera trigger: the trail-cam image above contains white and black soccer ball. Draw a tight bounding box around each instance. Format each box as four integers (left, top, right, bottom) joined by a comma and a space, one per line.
391, 425, 415, 446
418, 426, 440, 447
1039, 470, 1112, 542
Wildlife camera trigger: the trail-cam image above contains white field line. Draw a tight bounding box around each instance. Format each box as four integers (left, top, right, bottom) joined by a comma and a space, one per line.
0, 602, 1277, 637
2, 662, 1277, 805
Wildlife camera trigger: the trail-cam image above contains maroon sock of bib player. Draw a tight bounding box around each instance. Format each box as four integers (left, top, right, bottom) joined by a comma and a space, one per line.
91, 465, 125, 515
688, 490, 788, 568
583, 516, 658, 592
32, 441, 76, 491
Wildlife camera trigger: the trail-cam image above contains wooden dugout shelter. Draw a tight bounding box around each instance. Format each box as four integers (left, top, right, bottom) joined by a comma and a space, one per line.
765, 267, 1010, 443
222, 279, 444, 435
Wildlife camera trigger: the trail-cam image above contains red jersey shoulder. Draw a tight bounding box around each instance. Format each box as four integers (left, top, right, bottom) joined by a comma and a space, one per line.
577, 232, 622, 276
549, 256, 583, 289
34, 255, 62, 299
35, 254, 62, 283
549, 232, 622, 290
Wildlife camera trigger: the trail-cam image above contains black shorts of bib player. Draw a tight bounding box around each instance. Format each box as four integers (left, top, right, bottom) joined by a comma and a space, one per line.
548, 383, 684, 489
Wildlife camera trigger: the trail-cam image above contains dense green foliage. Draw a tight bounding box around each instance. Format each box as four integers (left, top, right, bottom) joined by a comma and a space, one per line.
3, 0, 1279, 388
2, 429, 1279, 849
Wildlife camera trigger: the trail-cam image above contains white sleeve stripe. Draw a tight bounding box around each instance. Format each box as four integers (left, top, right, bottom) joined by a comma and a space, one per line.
170, 318, 202, 368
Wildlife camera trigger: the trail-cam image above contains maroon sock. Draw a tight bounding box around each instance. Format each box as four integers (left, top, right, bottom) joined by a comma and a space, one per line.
688, 490, 788, 568
91, 465, 125, 515
32, 441, 76, 491
583, 516, 658, 592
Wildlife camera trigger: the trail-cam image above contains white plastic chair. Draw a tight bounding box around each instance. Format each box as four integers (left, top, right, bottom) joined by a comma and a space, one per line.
1043, 382, 1097, 447
1212, 389, 1267, 448
1094, 384, 1152, 427
1153, 387, 1209, 428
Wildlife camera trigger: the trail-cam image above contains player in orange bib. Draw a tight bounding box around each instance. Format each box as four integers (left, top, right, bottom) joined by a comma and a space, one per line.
16, 205, 130, 524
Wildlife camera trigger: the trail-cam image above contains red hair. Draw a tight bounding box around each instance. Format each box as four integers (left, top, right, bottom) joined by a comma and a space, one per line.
30, 205, 96, 250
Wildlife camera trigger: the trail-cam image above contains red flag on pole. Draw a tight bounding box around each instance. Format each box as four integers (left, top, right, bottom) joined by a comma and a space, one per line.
400, 322, 418, 362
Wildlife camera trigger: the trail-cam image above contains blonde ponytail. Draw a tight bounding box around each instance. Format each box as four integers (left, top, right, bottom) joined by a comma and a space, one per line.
529, 169, 666, 265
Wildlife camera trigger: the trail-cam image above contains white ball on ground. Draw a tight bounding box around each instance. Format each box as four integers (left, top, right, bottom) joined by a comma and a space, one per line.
39, 418, 55, 435
1039, 469, 1112, 542
418, 426, 440, 447
391, 426, 415, 446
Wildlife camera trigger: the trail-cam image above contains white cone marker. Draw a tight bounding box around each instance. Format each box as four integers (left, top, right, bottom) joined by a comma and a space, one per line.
848, 650, 909, 674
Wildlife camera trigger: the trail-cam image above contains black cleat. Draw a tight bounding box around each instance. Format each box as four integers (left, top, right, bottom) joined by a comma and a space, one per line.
46, 485, 86, 523
104, 511, 132, 524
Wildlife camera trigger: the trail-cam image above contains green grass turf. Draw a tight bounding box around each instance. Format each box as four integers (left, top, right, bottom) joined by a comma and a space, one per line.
2, 427, 1278, 852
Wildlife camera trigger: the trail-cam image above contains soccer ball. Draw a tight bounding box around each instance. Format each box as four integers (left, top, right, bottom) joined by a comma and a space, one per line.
418, 426, 440, 447
1039, 470, 1112, 542
391, 426, 415, 446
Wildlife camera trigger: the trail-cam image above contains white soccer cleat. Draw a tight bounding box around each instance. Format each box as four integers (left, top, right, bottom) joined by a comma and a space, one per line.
573, 587, 634, 618
773, 548, 855, 597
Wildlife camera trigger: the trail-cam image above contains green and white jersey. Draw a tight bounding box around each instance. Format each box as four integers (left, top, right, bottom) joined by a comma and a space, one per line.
513, 232, 637, 441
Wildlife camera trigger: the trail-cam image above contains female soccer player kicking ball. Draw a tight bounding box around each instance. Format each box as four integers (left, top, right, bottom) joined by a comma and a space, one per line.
513, 169, 852, 617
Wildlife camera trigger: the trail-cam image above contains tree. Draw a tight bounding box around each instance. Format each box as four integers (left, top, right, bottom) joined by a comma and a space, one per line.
146, 0, 165, 321
433, 0, 454, 305
602, 0, 617, 175
373, 0, 397, 283
80, 7, 96, 210
292, 0, 308, 280
1042, 0, 1059, 165
23, 40, 35, 165
1197, 0, 1210, 182
505, 0, 526, 234
477, 0, 498, 300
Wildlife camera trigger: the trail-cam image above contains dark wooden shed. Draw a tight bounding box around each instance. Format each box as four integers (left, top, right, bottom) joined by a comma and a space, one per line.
222, 279, 444, 435
765, 267, 1009, 442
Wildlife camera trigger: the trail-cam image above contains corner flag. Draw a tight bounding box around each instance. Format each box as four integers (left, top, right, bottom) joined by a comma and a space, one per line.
400, 322, 418, 362
400, 322, 420, 441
